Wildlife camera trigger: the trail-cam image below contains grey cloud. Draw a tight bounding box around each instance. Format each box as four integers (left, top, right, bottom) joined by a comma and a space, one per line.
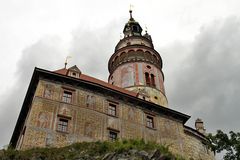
69, 20, 124, 81
164, 16, 240, 133
0, 35, 65, 147
0, 20, 124, 147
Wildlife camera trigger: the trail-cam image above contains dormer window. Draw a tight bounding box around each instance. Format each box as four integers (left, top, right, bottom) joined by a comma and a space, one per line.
68, 71, 79, 78
67, 65, 81, 78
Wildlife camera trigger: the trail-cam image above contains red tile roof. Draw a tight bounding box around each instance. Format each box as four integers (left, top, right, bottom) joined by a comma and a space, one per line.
53, 67, 137, 97
54, 68, 68, 75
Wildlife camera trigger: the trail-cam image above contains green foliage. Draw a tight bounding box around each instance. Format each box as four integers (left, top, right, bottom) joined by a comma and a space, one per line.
208, 130, 240, 160
0, 139, 185, 160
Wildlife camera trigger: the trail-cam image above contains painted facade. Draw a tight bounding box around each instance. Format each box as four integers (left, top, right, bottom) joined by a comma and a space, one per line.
13, 77, 214, 160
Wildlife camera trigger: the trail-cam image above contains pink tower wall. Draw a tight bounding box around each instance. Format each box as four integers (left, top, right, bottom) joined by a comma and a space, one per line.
109, 62, 165, 95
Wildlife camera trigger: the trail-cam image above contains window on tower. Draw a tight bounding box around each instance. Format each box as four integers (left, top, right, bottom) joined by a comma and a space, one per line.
151, 74, 155, 87
145, 72, 150, 86
132, 25, 138, 32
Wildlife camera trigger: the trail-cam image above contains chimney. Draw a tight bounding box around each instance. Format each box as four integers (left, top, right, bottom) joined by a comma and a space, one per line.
195, 118, 206, 134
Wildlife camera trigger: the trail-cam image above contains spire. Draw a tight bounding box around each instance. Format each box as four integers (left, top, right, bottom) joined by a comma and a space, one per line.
123, 7, 142, 37
143, 24, 152, 41
145, 25, 148, 34
129, 4, 134, 20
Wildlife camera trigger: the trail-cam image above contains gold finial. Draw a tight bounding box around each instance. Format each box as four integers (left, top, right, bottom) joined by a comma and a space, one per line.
129, 4, 134, 19
64, 56, 72, 68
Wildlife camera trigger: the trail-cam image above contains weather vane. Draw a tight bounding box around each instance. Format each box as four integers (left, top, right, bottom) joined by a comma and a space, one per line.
64, 56, 72, 68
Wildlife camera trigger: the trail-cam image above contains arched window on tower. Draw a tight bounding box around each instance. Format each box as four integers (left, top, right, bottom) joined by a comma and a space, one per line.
153, 54, 158, 63
145, 72, 150, 86
151, 74, 155, 87
132, 25, 138, 32
114, 56, 119, 67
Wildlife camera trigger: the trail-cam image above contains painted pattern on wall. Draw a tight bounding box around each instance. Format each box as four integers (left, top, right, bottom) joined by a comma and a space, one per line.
110, 62, 165, 97
18, 80, 214, 160
121, 64, 134, 88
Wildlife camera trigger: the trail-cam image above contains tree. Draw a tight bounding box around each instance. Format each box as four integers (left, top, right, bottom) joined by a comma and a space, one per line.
208, 130, 240, 160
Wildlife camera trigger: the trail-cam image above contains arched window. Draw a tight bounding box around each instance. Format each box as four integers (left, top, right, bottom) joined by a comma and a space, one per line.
128, 50, 135, 60
145, 72, 150, 86
153, 54, 158, 63
115, 56, 119, 65
144, 51, 152, 61
151, 74, 155, 87
120, 52, 126, 61
132, 25, 138, 32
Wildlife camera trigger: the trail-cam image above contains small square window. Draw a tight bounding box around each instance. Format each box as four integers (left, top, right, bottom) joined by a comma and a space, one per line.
146, 116, 154, 128
109, 131, 117, 141
57, 118, 68, 132
62, 91, 72, 103
108, 103, 117, 116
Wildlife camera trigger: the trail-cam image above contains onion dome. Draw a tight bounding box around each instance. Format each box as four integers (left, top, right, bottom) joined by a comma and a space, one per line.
123, 10, 143, 37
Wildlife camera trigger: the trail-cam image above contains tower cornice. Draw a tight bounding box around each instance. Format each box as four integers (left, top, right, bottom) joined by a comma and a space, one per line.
108, 45, 163, 74
115, 35, 154, 51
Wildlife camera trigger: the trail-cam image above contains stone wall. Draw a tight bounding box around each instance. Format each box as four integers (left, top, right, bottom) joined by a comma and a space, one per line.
17, 79, 214, 160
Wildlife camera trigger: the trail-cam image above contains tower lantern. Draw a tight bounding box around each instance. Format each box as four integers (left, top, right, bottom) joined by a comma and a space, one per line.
108, 11, 168, 107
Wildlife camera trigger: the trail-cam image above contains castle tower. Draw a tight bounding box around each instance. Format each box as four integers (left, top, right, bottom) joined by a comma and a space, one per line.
108, 10, 168, 107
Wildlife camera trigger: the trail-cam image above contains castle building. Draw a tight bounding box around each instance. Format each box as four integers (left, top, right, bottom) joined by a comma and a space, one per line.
10, 10, 215, 160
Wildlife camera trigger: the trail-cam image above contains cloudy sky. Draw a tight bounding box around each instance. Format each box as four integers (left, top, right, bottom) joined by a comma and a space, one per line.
1, 0, 240, 158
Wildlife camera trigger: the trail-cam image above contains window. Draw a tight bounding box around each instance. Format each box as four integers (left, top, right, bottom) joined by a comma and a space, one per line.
62, 91, 72, 103
108, 103, 117, 116
57, 118, 68, 132
109, 131, 118, 141
151, 74, 155, 87
145, 72, 150, 86
145, 72, 156, 87
146, 116, 154, 128
132, 25, 138, 32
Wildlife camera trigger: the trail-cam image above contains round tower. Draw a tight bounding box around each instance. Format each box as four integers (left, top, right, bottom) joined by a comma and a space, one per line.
108, 10, 168, 107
